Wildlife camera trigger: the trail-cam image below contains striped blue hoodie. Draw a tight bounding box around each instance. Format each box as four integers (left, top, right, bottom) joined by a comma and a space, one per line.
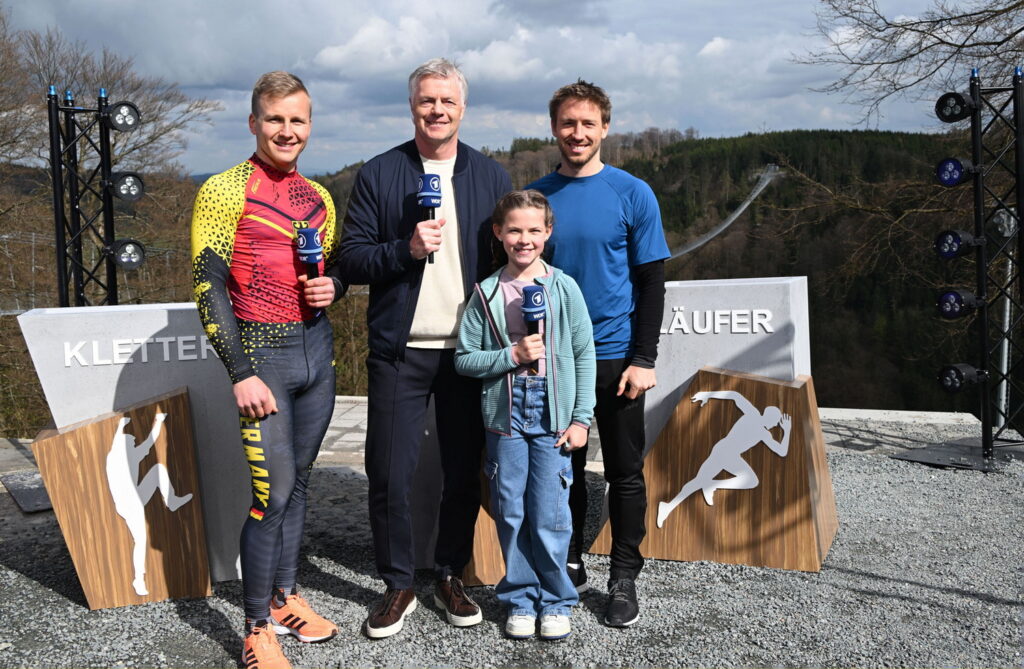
455, 263, 595, 436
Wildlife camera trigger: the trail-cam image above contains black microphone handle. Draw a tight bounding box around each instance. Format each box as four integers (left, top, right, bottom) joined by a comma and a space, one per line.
526, 320, 541, 374
305, 262, 319, 280
427, 207, 436, 264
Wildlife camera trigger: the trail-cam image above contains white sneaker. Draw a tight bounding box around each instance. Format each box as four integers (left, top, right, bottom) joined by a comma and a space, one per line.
505, 614, 536, 639
539, 614, 571, 640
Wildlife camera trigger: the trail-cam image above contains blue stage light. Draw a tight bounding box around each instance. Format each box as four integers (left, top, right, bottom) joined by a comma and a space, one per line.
937, 289, 981, 319
935, 157, 973, 187
934, 229, 980, 259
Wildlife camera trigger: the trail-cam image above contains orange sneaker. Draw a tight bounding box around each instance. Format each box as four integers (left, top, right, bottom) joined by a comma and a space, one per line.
242, 621, 291, 669
271, 592, 339, 643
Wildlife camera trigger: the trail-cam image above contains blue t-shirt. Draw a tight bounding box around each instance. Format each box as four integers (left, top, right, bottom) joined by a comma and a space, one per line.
528, 165, 669, 359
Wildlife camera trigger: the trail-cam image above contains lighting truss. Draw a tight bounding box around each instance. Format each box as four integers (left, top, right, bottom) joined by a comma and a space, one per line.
934, 69, 1024, 460
47, 86, 144, 307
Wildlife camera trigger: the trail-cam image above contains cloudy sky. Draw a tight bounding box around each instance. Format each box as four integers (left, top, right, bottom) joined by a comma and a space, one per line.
8, 0, 939, 175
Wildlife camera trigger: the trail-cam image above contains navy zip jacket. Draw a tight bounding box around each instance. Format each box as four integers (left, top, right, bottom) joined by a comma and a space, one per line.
336, 140, 511, 361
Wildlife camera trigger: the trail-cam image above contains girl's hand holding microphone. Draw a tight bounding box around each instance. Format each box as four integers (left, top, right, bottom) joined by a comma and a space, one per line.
512, 334, 544, 364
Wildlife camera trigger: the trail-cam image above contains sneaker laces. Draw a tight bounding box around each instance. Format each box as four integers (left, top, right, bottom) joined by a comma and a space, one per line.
282, 593, 312, 614
250, 623, 280, 650
608, 579, 635, 604
377, 588, 404, 616
448, 577, 467, 600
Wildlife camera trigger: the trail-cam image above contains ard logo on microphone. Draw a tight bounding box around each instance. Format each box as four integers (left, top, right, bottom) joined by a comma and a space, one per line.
531, 292, 543, 306
417, 175, 442, 194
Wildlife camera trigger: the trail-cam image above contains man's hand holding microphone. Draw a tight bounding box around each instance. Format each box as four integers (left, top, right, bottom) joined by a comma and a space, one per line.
413, 173, 443, 262
296, 226, 335, 308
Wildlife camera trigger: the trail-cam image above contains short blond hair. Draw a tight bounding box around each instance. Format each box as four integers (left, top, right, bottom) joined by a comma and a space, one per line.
251, 71, 309, 117
408, 58, 468, 104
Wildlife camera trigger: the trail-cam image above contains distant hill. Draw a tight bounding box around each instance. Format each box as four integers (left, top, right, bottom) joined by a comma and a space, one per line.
111, 129, 982, 416
318, 128, 972, 414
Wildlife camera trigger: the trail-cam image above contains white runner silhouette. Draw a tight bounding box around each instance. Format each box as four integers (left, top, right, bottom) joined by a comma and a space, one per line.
105, 414, 193, 596
656, 391, 790, 528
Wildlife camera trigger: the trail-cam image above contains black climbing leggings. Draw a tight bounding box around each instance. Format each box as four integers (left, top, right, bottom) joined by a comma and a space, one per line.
237, 315, 334, 620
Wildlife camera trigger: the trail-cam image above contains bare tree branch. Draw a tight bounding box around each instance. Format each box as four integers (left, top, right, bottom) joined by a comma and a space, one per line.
15, 21, 222, 172
799, 0, 1024, 122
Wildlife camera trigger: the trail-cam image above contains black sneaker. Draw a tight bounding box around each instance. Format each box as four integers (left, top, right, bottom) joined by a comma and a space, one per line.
604, 578, 639, 627
567, 562, 589, 593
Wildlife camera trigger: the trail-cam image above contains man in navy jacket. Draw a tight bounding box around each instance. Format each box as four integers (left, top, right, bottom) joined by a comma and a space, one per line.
337, 58, 511, 639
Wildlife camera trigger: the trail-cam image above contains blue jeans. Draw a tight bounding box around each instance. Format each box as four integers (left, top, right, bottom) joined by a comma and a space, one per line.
485, 376, 578, 617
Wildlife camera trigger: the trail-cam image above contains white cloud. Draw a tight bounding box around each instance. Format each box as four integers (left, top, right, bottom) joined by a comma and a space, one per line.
6, 0, 934, 174
698, 37, 733, 57
312, 16, 438, 74
457, 29, 548, 83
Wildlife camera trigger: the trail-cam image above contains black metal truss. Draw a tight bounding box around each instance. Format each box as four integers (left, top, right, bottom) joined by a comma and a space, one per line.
962, 71, 1024, 453
47, 88, 122, 307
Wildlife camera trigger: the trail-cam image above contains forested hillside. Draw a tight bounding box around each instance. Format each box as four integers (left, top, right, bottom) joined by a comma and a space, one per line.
619, 129, 974, 413
2, 127, 979, 435
320, 128, 976, 414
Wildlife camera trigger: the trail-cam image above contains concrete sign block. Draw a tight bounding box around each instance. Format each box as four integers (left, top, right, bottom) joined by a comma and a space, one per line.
19, 303, 245, 582
648, 277, 810, 452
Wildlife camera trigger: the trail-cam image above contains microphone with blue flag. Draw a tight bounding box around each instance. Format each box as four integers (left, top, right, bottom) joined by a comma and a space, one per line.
295, 227, 322, 279
521, 285, 545, 375
417, 173, 442, 264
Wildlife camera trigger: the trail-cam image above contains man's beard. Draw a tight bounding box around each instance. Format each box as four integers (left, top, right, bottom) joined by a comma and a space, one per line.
560, 141, 599, 167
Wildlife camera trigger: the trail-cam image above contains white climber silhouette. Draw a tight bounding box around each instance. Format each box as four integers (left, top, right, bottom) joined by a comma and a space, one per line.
105, 413, 193, 596
656, 391, 791, 528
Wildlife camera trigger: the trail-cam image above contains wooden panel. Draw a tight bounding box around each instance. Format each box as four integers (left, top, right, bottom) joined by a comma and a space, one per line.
31, 388, 211, 609
462, 471, 505, 586
802, 377, 839, 564
589, 367, 837, 572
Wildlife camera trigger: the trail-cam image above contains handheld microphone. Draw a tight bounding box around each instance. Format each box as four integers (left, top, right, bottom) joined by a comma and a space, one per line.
295, 227, 322, 279
416, 173, 441, 264
521, 285, 545, 375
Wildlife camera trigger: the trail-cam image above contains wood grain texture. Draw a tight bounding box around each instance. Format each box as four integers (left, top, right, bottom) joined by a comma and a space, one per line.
462, 471, 505, 586
32, 388, 212, 609
589, 367, 838, 572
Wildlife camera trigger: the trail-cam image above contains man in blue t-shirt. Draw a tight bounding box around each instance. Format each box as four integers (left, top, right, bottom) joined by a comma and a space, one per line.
528, 80, 669, 629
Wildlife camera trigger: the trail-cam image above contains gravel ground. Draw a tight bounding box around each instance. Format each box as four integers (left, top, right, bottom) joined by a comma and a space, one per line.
0, 432, 1021, 667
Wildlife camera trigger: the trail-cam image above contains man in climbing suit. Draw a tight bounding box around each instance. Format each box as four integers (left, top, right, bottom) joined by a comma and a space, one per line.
191, 70, 345, 669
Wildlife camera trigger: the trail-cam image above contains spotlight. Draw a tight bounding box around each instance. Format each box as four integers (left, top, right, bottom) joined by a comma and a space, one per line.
105, 101, 141, 132
937, 289, 982, 319
992, 208, 1017, 237
109, 172, 145, 201
935, 91, 976, 123
938, 363, 984, 393
107, 239, 146, 270
934, 229, 981, 259
935, 157, 974, 187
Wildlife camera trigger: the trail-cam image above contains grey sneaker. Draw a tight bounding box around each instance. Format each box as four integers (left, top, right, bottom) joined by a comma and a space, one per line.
604, 578, 639, 627
539, 614, 571, 640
